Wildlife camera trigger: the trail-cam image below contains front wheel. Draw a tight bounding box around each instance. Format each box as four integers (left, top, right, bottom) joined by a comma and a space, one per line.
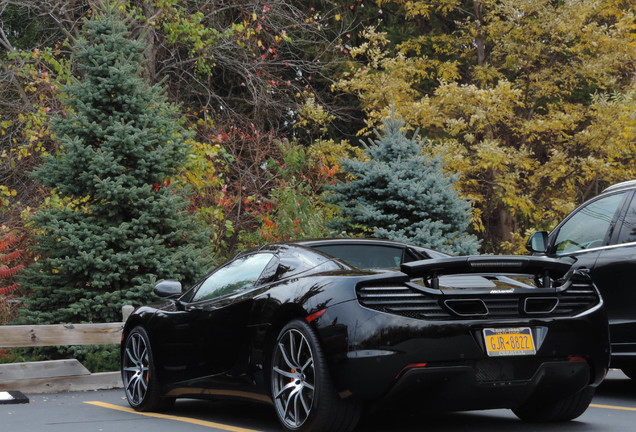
121, 326, 174, 412
271, 319, 361, 432
513, 386, 595, 422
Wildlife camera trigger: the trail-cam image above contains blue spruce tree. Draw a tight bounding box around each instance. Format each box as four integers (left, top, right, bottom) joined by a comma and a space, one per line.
19, 2, 210, 325
329, 113, 480, 255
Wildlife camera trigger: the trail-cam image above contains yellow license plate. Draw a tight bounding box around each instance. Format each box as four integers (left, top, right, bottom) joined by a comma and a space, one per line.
483, 327, 535, 357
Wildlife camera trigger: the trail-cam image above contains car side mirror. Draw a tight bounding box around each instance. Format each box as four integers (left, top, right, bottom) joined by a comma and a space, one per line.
526, 231, 549, 254
154, 280, 182, 299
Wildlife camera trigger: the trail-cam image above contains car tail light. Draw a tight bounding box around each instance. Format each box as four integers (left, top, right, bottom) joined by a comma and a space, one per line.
396, 363, 427, 379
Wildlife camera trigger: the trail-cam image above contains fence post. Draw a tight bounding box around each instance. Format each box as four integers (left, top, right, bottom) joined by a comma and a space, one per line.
121, 305, 134, 322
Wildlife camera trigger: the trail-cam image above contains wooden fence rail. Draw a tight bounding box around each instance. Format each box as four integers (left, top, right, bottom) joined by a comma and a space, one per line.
0, 306, 133, 394
0, 322, 123, 348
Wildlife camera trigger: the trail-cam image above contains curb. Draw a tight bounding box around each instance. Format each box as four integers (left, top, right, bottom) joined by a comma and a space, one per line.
0, 371, 122, 394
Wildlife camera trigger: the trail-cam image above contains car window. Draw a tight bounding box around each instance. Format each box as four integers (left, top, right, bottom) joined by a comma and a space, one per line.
191, 253, 275, 302
553, 192, 626, 255
616, 193, 636, 244
310, 244, 404, 269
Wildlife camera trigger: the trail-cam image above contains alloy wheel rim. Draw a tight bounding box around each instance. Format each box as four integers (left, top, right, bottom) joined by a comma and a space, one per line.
272, 328, 316, 429
122, 332, 150, 405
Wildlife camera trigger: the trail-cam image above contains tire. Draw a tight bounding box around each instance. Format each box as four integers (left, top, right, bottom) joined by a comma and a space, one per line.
513, 386, 595, 422
121, 326, 174, 412
270, 319, 361, 432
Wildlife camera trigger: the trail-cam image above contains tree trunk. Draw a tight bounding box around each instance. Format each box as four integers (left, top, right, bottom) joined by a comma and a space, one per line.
473, 1, 486, 67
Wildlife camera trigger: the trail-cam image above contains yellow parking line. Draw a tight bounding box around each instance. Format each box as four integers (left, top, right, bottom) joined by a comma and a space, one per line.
84, 401, 263, 432
591, 403, 636, 412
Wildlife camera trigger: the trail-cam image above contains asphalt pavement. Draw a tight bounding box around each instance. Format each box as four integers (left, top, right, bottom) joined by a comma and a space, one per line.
2, 370, 635, 432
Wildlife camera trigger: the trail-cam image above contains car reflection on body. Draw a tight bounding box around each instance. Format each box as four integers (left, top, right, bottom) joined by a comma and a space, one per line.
121, 239, 609, 432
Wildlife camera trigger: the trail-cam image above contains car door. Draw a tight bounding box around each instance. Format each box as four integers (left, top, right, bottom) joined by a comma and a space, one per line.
153, 252, 276, 386
590, 191, 636, 364
544, 190, 632, 359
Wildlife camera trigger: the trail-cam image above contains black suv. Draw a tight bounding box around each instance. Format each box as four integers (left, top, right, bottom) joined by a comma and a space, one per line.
527, 180, 636, 378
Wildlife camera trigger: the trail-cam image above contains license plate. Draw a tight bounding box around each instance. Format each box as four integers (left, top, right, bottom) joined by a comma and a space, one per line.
483, 327, 535, 357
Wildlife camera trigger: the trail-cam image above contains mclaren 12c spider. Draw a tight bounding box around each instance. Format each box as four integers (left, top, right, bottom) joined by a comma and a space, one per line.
121, 239, 610, 432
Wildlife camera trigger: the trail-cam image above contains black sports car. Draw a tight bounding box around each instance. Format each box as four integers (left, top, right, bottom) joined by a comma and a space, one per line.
121, 239, 609, 432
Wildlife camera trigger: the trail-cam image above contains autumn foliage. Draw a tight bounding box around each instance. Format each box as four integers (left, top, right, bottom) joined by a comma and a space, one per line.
0, 0, 634, 329
337, 0, 636, 251
0, 231, 24, 296
0, 228, 25, 325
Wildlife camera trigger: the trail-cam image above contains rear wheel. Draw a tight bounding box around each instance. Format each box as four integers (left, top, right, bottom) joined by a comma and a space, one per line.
121, 326, 174, 412
271, 319, 361, 432
513, 386, 595, 422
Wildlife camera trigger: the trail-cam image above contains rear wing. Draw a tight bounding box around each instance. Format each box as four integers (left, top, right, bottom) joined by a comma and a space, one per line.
401, 256, 574, 290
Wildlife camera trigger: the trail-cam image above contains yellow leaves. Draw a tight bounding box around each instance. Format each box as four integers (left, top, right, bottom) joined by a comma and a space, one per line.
573, 90, 636, 184
0, 186, 18, 212
436, 61, 461, 82
184, 139, 227, 195
380, 0, 463, 19
444, 118, 468, 137
432, 81, 523, 136
349, 25, 391, 66
335, 14, 341, 21
472, 65, 504, 88
295, 97, 334, 134
308, 139, 367, 169
402, 1, 432, 19
473, 140, 513, 170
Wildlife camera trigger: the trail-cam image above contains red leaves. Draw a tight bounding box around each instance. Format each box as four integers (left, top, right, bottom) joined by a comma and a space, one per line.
219, 185, 232, 207
0, 284, 19, 296
0, 234, 24, 254
0, 265, 23, 278
0, 232, 24, 297
0, 250, 22, 264
153, 178, 173, 192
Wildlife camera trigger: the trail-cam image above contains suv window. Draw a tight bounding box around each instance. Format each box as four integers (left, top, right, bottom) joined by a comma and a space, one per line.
191, 253, 274, 302
616, 194, 636, 244
553, 192, 626, 255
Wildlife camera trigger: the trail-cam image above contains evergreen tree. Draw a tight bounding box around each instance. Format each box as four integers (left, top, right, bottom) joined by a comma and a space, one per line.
328, 113, 480, 255
19, 1, 210, 324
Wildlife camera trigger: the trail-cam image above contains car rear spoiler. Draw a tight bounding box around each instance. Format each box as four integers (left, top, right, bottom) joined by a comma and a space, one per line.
401, 256, 573, 290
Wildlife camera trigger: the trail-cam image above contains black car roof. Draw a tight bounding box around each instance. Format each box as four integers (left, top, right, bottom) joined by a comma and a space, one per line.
295, 238, 415, 247
294, 238, 449, 259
